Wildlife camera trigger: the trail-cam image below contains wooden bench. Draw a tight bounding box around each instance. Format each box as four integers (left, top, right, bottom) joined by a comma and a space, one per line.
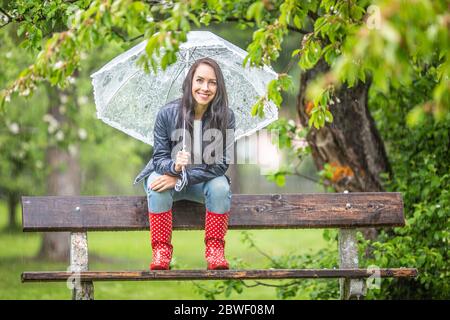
21, 192, 417, 300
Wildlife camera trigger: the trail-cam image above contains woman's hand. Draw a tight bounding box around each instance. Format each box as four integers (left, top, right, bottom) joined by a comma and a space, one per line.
150, 174, 179, 192
175, 151, 190, 172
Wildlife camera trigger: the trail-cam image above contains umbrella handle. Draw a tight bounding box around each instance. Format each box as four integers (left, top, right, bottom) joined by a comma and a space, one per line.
174, 166, 187, 192
174, 116, 188, 192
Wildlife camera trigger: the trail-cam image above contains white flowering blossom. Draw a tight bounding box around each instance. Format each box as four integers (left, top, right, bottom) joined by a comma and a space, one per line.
55, 130, 65, 141
68, 144, 78, 156
54, 61, 65, 69
16, 150, 25, 159
60, 94, 69, 104
43, 114, 59, 134
67, 76, 76, 84
35, 160, 43, 169
78, 128, 88, 140
292, 138, 309, 150
8, 123, 20, 134
20, 88, 30, 96
77, 96, 89, 105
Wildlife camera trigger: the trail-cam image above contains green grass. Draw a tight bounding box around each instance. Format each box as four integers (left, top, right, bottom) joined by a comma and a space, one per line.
0, 200, 331, 300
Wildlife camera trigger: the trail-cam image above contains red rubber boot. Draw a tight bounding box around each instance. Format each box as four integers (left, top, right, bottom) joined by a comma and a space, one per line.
205, 210, 230, 270
148, 209, 173, 270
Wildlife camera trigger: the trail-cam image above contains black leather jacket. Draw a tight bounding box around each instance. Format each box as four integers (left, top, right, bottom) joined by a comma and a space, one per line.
133, 98, 236, 187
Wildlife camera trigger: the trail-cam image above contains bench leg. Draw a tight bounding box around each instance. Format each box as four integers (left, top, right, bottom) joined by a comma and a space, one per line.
339, 229, 365, 300
70, 232, 94, 300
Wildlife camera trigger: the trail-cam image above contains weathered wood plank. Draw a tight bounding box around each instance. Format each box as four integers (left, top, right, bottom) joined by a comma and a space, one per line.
21, 268, 418, 282
22, 193, 404, 231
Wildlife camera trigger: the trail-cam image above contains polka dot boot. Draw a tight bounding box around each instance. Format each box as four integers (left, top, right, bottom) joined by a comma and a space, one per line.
205, 210, 230, 270
148, 209, 173, 270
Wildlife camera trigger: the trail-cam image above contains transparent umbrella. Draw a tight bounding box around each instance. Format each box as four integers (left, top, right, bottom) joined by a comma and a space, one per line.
91, 31, 279, 146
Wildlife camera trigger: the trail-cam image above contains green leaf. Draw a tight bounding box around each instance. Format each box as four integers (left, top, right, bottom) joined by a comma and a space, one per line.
291, 49, 300, 57
278, 74, 293, 91
17, 23, 28, 37
200, 13, 211, 25
180, 17, 190, 32
324, 110, 334, 123
246, 1, 264, 26
251, 102, 259, 116
293, 15, 302, 30
308, 112, 316, 128
275, 174, 286, 186
145, 34, 160, 57
406, 105, 426, 127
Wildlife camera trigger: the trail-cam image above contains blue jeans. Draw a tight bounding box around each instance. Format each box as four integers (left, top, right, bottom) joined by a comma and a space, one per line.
143, 171, 232, 214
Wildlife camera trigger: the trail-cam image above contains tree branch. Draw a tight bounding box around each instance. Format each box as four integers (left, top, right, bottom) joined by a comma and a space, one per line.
0, 7, 12, 20
117, 16, 310, 43
224, 16, 309, 34
308, 11, 319, 21
0, 7, 13, 28
129, 34, 144, 42
292, 171, 321, 184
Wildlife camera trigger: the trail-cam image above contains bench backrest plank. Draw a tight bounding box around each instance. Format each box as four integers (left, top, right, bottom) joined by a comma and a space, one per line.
22, 192, 404, 232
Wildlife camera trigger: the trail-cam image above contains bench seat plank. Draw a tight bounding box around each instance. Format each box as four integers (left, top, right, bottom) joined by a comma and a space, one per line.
22, 193, 404, 231
22, 268, 417, 282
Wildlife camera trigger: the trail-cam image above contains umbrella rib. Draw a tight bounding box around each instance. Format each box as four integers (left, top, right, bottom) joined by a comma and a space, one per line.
103, 69, 141, 107
188, 46, 198, 62
165, 61, 188, 103
164, 47, 201, 102
190, 48, 226, 61
162, 49, 190, 103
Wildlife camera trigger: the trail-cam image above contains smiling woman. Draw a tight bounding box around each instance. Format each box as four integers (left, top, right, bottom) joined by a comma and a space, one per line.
191, 64, 218, 117
135, 57, 236, 272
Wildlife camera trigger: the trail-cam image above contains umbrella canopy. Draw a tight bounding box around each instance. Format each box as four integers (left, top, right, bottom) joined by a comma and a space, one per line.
91, 31, 278, 146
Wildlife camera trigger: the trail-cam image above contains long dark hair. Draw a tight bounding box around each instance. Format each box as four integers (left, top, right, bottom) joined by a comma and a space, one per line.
175, 58, 229, 144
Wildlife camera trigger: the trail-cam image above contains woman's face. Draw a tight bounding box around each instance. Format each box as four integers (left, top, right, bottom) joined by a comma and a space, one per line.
191, 63, 217, 108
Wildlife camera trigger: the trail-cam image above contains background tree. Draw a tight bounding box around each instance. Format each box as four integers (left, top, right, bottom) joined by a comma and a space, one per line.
0, 13, 146, 259
0, 26, 47, 230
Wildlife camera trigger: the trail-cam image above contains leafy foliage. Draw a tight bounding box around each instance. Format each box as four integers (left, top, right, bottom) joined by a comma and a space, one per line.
194, 231, 340, 300
358, 67, 450, 299
0, 23, 147, 200
305, 0, 449, 124
2, 0, 448, 124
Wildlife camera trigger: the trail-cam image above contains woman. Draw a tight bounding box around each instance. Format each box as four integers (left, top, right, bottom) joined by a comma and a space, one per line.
134, 58, 236, 270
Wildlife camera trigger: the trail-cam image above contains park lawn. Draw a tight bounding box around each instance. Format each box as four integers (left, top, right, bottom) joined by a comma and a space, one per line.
0, 201, 333, 300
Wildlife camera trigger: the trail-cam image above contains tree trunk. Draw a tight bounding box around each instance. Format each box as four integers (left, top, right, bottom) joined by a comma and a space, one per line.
296, 59, 392, 240
296, 59, 391, 192
37, 85, 80, 262
6, 192, 19, 230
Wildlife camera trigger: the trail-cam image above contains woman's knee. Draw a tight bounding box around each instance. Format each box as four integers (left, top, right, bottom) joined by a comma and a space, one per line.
145, 172, 174, 212
204, 176, 231, 199
145, 172, 161, 191
145, 172, 173, 194
204, 176, 231, 214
